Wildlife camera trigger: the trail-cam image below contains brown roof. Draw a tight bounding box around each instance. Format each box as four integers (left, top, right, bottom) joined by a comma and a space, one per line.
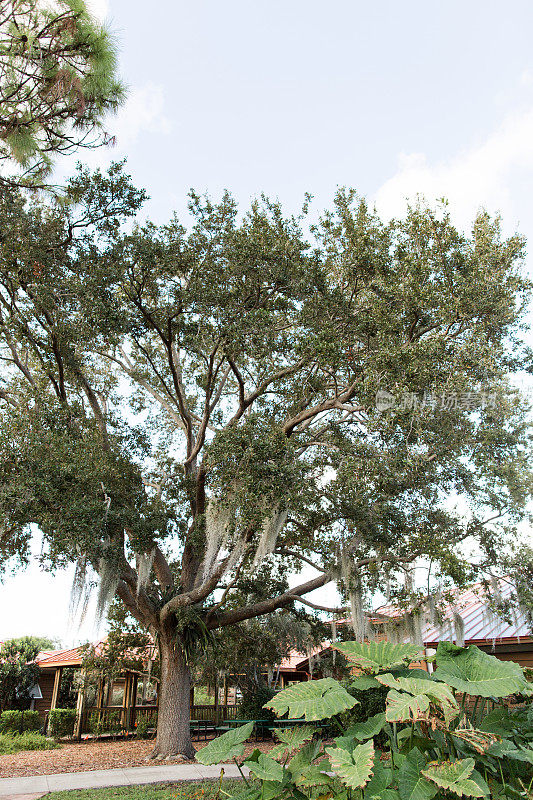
36, 645, 86, 668
36, 638, 159, 670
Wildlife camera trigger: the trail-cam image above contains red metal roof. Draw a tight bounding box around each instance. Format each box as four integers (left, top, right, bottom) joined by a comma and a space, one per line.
371, 579, 531, 647
421, 580, 531, 646
36, 637, 159, 670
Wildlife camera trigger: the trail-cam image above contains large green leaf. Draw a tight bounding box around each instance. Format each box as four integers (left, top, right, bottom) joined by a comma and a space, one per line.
246, 753, 285, 782
326, 740, 375, 789
265, 677, 358, 720
377, 674, 459, 723
287, 740, 322, 781
293, 758, 334, 789
352, 675, 382, 690
421, 758, 489, 797
487, 741, 533, 764
377, 673, 451, 699
398, 747, 437, 800
334, 715, 385, 752
270, 724, 316, 758
333, 641, 425, 673
478, 708, 516, 737
256, 781, 286, 800
345, 712, 387, 742
273, 724, 317, 748
196, 721, 254, 764
433, 642, 528, 698
469, 770, 490, 797
364, 757, 392, 799
386, 689, 430, 722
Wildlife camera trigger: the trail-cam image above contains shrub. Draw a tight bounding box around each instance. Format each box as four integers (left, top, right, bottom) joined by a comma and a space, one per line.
0, 709, 41, 733
48, 708, 77, 739
238, 685, 276, 721
135, 717, 154, 739
0, 732, 58, 754
198, 640, 533, 800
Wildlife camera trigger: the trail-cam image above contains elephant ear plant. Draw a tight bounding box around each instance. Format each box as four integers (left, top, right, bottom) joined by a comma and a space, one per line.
197, 640, 533, 800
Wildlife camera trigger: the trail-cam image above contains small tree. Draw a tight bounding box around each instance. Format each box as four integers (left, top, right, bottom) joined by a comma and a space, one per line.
0, 0, 124, 186
0, 165, 531, 757
80, 601, 157, 703
0, 636, 54, 712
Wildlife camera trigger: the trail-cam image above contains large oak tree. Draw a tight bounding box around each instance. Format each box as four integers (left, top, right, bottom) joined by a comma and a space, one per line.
0, 165, 531, 757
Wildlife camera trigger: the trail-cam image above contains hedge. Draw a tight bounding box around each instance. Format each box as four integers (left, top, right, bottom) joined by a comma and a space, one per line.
0, 709, 41, 734
48, 708, 77, 738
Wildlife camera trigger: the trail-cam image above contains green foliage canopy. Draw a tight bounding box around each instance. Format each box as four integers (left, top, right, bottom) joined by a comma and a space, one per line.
0, 636, 51, 712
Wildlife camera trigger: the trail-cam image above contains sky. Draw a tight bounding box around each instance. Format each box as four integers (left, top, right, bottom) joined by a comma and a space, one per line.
2, 0, 533, 646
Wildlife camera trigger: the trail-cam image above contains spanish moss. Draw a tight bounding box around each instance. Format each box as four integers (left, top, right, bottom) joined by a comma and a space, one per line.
136, 548, 156, 595
330, 619, 337, 665
69, 553, 92, 628
453, 610, 465, 647
95, 556, 120, 625
252, 508, 288, 567
202, 495, 234, 582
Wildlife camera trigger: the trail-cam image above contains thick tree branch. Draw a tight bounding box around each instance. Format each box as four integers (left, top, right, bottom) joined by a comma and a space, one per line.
207, 571, 333, 629
160, 540, 254, 624
282, 381, 364, 435
116, 581, 154, 630
226, 358, 310, 427
184, 345, 224, 466
71, 366, 109, 449
275, 548, 328, 572
153, 546, 174, 591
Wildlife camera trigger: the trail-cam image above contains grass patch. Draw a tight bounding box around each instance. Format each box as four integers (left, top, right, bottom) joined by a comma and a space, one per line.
47, 779, 243, 800
0, 731, 59, 754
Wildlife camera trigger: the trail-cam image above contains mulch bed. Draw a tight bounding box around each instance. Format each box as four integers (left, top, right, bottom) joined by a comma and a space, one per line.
0, 738, 277, 779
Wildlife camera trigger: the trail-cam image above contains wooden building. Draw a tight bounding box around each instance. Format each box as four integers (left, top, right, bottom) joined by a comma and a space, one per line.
31, 641, 308, 735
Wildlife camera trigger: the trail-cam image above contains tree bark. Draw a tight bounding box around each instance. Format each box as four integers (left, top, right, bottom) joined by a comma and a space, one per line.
151, 629, 195, 760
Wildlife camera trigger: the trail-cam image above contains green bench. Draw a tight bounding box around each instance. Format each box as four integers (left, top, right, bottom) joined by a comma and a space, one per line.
190, 719, 216, 740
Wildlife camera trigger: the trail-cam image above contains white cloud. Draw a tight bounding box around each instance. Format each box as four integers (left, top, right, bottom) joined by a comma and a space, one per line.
112, 83, 172, 149
374, 107, 533, 230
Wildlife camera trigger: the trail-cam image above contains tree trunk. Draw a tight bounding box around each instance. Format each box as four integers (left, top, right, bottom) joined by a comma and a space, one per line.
151, 630, 195, 760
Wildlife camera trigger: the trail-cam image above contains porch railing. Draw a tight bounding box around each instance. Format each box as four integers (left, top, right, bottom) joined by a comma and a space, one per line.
77, 703, 238, 736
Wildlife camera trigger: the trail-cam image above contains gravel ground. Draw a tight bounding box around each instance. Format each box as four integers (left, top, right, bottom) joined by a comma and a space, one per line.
0, 738, 277, 779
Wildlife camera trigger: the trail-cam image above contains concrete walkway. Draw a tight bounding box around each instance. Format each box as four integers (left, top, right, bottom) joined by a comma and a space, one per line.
0, 762, 248, 798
